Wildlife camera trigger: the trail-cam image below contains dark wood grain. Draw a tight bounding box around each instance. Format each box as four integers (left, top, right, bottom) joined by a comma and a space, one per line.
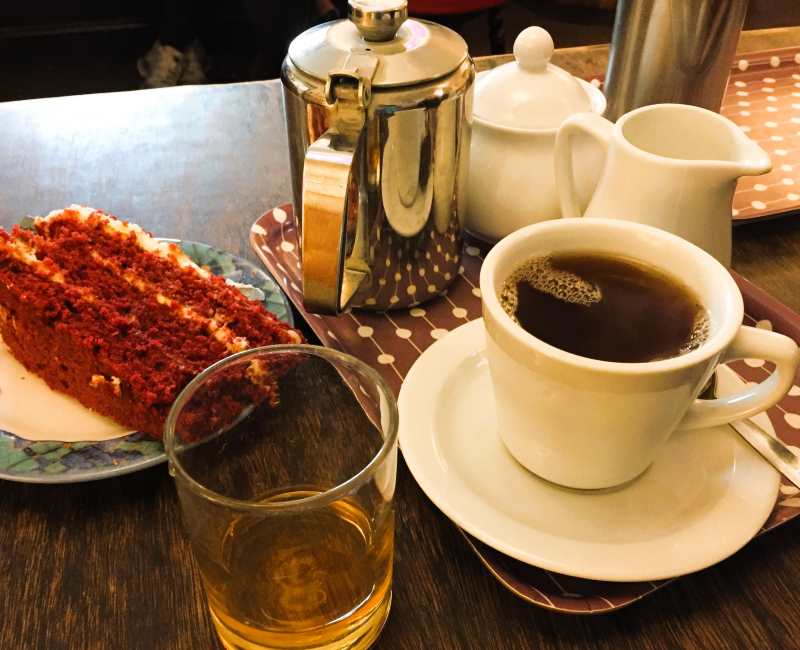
2, 81, 800, 650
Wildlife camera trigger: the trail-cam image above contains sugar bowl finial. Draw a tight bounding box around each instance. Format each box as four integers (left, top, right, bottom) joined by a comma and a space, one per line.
514, 26, 554, 72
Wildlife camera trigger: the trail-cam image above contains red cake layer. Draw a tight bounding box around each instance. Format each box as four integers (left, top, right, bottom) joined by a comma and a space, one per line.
0, 206, 303, 438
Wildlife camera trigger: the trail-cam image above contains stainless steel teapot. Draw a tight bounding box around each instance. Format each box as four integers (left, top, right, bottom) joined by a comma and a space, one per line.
281, 0, 474, 313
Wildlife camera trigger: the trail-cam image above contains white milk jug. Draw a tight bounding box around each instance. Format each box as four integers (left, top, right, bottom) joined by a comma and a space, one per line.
554, 103, 771, 265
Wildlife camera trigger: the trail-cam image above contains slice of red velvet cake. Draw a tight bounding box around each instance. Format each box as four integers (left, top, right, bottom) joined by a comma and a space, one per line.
0, 205, 303, 438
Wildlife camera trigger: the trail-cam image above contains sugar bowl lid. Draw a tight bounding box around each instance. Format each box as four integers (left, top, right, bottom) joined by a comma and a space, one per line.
287, 0, 469, 88
474, 26, 597, 130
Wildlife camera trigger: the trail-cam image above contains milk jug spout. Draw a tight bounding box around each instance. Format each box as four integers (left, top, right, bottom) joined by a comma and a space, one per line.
732, 132, 772, 178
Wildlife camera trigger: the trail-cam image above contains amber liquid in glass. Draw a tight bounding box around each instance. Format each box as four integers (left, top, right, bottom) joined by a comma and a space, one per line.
195, 489, 394, 650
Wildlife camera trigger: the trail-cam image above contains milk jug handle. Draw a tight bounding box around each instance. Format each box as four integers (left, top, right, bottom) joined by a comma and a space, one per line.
679, 326, 800, 430
554, 112, 613, 218
300, 70, 371, 314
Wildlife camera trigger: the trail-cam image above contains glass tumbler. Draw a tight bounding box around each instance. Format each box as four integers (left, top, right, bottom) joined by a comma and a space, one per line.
164, 345, 398, 650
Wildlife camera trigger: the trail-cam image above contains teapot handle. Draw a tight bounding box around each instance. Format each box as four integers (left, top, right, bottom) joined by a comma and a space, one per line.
301, 130, 368, 314
301, 69, 372, 314
554, 112, 613, 218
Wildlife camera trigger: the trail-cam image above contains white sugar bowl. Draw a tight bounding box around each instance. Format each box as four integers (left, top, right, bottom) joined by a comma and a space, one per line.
465, 26, 607, 241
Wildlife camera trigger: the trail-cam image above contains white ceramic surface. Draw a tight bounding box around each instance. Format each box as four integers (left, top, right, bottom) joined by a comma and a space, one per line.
554, 103, 772, 266
398, 318, 780, 582
465, 27, 607, 241
480, 218, 800, 489
472, 26, 593, 130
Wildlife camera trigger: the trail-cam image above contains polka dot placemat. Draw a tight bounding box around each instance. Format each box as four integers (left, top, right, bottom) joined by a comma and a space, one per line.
721, 47, 800, 221
251, 204, 800, 613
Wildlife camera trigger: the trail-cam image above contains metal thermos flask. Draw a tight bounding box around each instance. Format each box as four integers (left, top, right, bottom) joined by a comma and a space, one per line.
603, 0, 748, 121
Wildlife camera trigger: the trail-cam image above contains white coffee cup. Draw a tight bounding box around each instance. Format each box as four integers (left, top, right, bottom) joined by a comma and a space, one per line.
480, 218, 800, 489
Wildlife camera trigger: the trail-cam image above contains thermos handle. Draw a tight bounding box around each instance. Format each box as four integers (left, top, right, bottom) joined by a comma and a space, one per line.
554, 112, 613, 218
301, 66, 374, 314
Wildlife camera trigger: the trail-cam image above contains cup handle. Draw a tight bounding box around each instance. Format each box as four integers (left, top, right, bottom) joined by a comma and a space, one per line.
679, 326, 800, 430
554, 112, 613, 218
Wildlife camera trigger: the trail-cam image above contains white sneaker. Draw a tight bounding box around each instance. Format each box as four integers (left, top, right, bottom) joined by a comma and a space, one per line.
137, 41, 185, 88
179, 40, 208, 85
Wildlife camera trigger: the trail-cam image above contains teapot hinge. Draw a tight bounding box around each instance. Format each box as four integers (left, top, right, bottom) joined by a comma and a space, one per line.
324, 53, 379, 122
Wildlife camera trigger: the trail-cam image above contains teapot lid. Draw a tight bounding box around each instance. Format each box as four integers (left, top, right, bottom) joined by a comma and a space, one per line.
287, 0, 468, 88
474, 26, 596, 130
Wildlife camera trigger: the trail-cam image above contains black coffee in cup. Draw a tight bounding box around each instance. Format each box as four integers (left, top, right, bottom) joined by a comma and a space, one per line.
500, 252, 709, 363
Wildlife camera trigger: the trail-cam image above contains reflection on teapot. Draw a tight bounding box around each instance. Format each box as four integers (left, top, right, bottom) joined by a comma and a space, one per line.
554, 103, 772, 266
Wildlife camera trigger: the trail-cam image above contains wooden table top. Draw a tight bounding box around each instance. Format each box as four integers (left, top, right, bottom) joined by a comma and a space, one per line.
2, 81, 800, 650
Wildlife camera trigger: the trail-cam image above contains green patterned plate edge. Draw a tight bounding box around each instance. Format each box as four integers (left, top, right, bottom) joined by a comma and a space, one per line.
0, 239, 293, 484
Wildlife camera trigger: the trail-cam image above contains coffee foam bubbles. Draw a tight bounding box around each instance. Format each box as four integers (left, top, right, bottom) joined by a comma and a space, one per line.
679, 310, 710, 357
500, 256, 602, 322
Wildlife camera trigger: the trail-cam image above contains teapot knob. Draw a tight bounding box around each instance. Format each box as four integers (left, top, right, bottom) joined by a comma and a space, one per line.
349, 0, 408, 42
514, 26, 554, 72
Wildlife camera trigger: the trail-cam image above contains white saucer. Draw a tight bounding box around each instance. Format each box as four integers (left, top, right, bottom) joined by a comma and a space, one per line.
399, 319, 780, 582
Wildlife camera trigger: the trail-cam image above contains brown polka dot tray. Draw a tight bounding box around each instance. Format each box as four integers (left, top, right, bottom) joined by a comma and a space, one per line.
721, 46, 800, 221
251, 204, 800, 614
